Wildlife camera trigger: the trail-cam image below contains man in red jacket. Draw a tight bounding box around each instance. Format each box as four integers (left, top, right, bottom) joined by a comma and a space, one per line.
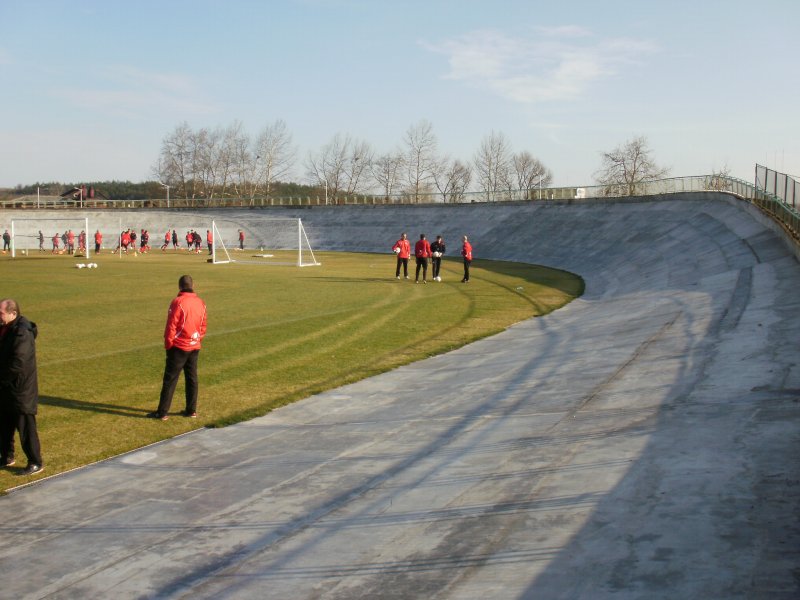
392, 233, 411, 280
414, 233, 432, 284
461, 235, 473, 283
148, 275, 207, 420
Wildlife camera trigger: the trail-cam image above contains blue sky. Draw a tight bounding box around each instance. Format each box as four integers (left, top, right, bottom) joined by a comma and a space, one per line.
1, 0, 798, 189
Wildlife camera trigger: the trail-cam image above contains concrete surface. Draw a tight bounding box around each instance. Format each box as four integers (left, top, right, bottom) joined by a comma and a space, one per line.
0, 193, 798, 599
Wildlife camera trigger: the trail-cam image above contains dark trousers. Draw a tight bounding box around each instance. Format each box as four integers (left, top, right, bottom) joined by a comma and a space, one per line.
431, 257, 442, 279
158, 347, 200, 415
415, 257, 428, 281
0, 410, 42, 466
395, 257, 408, 277
463, 258, 471, 281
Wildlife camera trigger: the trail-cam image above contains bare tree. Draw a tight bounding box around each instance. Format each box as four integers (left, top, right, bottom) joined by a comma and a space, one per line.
194, 127, 222, 199
153, 122, 193, 198
217, 120, 248, 198
254, 119, 296, 198
306, 133, 372, 200
343, 139, 374, 195
371, 151, 404, 199
432, 157, 472, 203
512, 151, 552, 199
473, 131, 513, 200
706, 164, 732, 191
594, 136, 669, 196
403, 120, 439, 202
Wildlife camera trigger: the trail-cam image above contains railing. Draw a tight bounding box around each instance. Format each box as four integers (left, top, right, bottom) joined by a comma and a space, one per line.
2, 175, 797, 242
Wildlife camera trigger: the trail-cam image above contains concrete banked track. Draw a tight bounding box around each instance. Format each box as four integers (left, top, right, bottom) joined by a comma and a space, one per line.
1, 193, 799, 598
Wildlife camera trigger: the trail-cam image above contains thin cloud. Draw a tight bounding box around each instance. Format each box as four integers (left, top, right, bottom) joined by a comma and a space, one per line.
56, 65, 217, 119
423, 28, 656, 104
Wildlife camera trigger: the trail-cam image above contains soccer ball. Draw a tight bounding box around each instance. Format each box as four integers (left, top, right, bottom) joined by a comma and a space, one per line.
432, 251, 441, 258
393, 247, 400, 254
76, 263, 85, 269
21, 250, 26, 255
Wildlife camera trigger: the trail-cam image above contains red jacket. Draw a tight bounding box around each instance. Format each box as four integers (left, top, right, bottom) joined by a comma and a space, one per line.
461, 241, 473, 261
164, 291, 207, 351
415, 239, 431, 258
392, 238, 411, 259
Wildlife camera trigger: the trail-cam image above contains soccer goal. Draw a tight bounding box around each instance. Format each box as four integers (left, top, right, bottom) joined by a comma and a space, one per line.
10, 217, 90, 258
211, 218, 320, 266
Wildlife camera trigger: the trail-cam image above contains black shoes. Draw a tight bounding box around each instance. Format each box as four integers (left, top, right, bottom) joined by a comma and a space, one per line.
182, 410, 197, 418
21, 464, 43, 476
147, 411, 169, 421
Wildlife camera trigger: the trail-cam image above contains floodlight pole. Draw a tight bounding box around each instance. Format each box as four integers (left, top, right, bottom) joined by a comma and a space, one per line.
324, 180, 328, 205
159, 182, 170, 208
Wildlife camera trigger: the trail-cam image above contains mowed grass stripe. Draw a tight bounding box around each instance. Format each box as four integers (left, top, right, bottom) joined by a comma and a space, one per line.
0, 250, 582, 489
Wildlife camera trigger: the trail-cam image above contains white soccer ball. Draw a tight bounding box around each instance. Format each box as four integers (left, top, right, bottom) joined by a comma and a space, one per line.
76, 263, 85, 269
89, 263, 97, 268
21, 250, 26, 255
393, 247, 400, 254
432, 251, 441, 258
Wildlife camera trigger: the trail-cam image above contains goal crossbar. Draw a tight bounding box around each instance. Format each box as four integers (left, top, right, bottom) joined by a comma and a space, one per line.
212, 218, 320, 266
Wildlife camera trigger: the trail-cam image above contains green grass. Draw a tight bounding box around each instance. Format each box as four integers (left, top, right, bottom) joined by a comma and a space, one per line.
0, 249, 583, 490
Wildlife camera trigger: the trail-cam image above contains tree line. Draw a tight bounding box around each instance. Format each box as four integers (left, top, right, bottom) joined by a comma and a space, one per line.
152, 119, 555, 202
1, 127, 671, 202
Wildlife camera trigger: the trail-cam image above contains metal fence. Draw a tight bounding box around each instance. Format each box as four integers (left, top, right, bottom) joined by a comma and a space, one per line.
2, 174, 798, 243
756, 164, 798, 209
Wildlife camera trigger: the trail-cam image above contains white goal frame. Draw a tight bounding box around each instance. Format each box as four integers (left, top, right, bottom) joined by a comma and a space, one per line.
10, 217, 90, 259
211, 218, 320, 267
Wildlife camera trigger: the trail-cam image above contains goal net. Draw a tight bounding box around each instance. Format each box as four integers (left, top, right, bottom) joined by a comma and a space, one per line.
212, 218, 321, 266
10, 217, 90, 258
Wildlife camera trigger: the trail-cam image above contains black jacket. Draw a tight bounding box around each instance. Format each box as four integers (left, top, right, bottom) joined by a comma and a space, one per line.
0, 315, 39, 414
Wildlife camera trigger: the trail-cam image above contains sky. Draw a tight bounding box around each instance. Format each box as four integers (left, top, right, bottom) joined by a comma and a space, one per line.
1, 0, 798, 189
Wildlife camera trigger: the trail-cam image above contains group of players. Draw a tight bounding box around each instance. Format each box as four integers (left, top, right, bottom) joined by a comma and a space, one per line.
12, 227, 229, 256
392, 233, 473, 284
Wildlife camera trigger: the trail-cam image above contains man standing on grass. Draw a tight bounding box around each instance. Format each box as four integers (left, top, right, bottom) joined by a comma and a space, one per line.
461, 235, 473, 283
148, 275, 207, 421
0, 299, 44, 475
392, 232, 411, 280
414, 233, 432, 284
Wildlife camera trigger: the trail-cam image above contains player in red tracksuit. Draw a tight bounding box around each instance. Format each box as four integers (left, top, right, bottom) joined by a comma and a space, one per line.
206, 229, 213, 255
392, 233, 411, 280
94, 230, 102, 253
461, 235, 473, 283
161, 230, 170, 251
414, 234, 432, 284
149, 275, 207, 420
120, 230, 131, 253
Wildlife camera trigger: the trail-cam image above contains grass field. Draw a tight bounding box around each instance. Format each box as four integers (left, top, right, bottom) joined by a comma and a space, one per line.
0, 248, 583, 490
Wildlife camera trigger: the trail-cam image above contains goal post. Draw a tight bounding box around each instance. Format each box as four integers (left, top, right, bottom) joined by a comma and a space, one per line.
211, 218, 321, 266
10, 217, 90, 258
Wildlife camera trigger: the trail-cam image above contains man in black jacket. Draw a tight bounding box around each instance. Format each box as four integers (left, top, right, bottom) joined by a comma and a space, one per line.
0, 299, 44, 475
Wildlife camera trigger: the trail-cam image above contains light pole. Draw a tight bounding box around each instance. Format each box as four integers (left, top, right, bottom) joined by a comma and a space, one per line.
324, 179, 328, 205
158, 182, 170, 208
